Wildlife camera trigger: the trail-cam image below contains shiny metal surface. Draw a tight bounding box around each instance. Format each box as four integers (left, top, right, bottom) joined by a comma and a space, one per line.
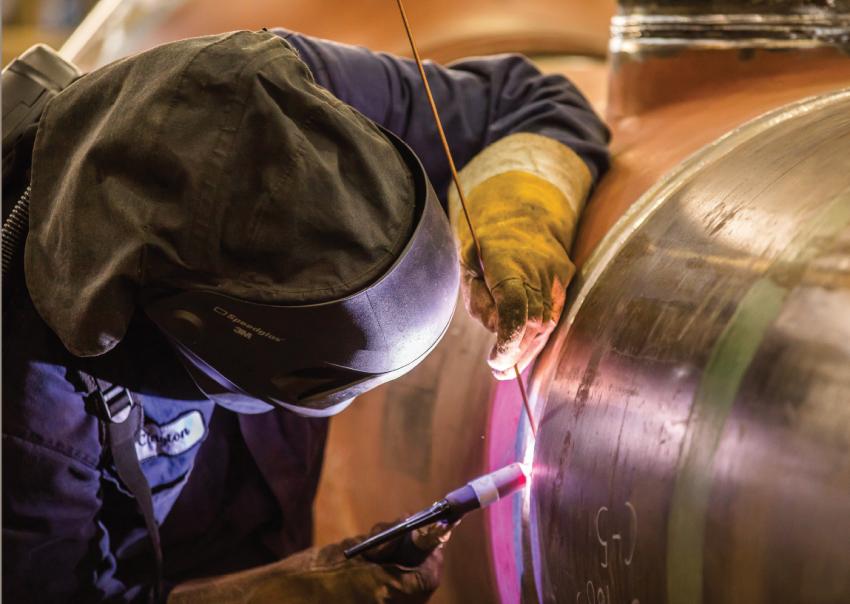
610, 12, 850, 53
606, 0, 850, 119
527, 89, 850, 603
610, 1, 850, 54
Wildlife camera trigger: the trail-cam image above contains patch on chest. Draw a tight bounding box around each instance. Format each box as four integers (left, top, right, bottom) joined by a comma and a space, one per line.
136, 410, 206, 461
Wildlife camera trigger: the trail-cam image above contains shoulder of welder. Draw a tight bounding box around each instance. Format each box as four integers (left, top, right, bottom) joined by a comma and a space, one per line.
448, 51, 611, 186
267, 28, 611, 187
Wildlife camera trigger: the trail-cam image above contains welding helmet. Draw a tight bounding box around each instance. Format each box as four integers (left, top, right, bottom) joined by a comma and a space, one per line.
23, 31, 459, 417
145, 128, 459, 416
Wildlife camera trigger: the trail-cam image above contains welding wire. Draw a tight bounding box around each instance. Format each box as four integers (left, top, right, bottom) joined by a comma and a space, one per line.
393, 0, 482, 263
394, 0, 537, 439
514, 366, 537, 438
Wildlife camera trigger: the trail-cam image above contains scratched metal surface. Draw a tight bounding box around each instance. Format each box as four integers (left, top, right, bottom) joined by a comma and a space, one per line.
526, 89, 850, 603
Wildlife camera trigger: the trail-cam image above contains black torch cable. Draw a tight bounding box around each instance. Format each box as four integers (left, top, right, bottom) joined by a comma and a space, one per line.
393, 0, 537, 438
343, 501, 451, 559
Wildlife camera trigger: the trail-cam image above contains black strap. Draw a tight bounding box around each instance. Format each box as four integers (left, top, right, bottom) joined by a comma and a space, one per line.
84, 376, 164, 603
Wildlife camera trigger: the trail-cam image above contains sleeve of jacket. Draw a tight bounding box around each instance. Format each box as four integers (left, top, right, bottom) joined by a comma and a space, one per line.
272, 28, 611, 202
3, 348, 125, 601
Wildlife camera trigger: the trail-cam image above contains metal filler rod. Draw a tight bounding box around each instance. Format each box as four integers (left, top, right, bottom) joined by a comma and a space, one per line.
394, 0, 537, 438
344, 462, 528, 558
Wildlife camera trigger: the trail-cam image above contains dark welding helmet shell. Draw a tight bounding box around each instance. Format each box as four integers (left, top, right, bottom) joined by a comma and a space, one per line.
144, 128, 459, 416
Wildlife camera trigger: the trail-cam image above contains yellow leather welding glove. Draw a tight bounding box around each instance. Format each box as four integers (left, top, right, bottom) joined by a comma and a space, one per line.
449, 133, 592, 379
167, 521, 452, 604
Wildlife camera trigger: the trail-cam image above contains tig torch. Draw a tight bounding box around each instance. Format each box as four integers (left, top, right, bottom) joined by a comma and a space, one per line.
344, 462, 529, 559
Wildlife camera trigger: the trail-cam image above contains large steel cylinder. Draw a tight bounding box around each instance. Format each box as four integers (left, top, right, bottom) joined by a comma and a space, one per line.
498, 89, 850, 604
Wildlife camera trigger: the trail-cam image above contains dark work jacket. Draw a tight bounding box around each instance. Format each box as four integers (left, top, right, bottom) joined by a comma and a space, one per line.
2, 28, 610, 602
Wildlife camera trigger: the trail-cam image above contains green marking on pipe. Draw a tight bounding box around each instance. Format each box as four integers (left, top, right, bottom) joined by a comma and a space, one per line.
666, 187, 850, 604
666, 279, 784, 604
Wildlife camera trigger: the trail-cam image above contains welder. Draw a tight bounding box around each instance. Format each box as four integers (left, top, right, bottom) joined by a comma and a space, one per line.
2, 28, 609, 602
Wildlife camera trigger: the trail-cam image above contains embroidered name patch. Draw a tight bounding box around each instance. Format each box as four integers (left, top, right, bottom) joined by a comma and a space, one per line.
135, 410, 206, 461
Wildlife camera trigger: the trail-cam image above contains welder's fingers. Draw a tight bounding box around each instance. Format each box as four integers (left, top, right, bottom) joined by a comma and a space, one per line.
465, 266, 572, 380
521, 275, 569, 378
406, 543, 445, 594
489, 275, 569, 380
361, 520, 407, 563
410, 520, 457, 552
491, 324, 546, 380
486, 279, 529, 379
360, 517, 453, 570
460, 269, 498, 333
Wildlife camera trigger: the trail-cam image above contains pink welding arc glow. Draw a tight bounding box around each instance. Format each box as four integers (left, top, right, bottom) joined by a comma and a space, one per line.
394, 0, 537, 439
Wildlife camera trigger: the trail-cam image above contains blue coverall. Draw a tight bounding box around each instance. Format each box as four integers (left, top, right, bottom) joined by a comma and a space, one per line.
2, 28, 610, 602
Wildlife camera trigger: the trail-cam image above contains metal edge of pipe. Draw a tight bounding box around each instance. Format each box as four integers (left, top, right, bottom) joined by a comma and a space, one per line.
608, 11, 850, 54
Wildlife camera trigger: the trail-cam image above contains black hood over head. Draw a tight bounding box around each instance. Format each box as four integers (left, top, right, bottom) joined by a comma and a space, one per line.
26, 30, 416, 357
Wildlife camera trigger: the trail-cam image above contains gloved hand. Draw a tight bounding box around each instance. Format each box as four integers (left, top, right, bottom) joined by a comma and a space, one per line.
449, 133, 592, 379
167, 521, 453, 604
